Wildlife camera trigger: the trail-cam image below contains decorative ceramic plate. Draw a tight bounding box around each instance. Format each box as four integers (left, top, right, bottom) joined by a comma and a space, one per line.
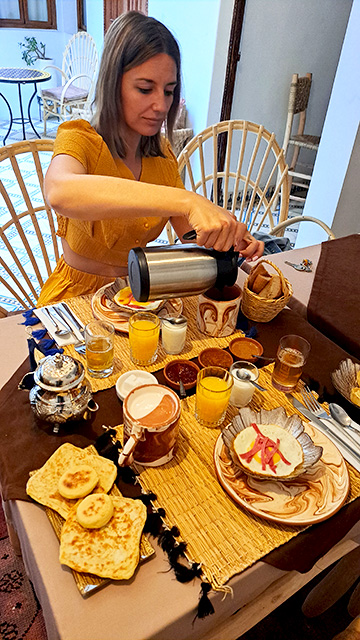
113, 286, 164, 312
214, 416, 349, 525
332, 358, 360, 408
91, 283, 183, 333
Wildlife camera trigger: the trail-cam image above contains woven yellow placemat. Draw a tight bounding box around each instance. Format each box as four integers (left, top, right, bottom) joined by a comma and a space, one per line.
131, 365, 360, 592
63, 295, 244, 392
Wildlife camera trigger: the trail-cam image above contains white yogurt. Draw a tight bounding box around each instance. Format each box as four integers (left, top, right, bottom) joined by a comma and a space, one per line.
161, 317, 187, 355
229, 362, 259, 408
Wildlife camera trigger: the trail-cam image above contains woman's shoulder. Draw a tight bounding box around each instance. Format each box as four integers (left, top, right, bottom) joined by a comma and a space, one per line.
54, 120, 105, 171
56, 119, 101, 141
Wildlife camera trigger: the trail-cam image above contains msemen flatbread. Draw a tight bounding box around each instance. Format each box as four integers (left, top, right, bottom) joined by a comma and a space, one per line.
58, 465, 99, 499
60, 497, 147, 580
26, 443, 117, 519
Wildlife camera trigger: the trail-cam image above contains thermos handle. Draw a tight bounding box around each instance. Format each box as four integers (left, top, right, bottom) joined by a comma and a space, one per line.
182, 230, 197, 242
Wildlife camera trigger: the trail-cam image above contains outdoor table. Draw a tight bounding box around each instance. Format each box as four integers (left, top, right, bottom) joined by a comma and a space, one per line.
0, 67, 51, 144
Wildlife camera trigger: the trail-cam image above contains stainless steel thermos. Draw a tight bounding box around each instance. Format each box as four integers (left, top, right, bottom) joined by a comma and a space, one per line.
128, 240, 239, 302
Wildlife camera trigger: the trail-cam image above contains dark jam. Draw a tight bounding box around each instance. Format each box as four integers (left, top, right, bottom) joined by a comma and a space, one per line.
167, 362, 197, 385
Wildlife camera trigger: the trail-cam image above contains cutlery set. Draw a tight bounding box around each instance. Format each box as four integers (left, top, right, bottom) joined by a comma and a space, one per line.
36, 303, 86, 354
292, 386, 360, 462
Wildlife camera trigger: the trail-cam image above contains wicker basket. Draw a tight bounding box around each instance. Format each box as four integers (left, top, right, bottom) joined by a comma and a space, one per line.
240, 259, 293, 322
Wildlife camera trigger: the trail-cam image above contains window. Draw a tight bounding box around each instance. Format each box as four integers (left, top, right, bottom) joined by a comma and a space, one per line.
0, 0, 57, 29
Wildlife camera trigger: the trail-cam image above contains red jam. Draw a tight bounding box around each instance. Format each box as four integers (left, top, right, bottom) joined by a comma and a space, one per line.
166, 362, 197, 385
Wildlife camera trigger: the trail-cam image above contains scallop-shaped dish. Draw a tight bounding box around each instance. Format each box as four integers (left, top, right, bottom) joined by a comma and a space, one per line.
332, 358, 360, 408
222, 406, 323, 481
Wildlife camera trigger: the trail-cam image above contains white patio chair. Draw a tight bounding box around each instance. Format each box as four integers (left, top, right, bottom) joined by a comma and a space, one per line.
0, 139, 60, 315
41, 32, 98, 135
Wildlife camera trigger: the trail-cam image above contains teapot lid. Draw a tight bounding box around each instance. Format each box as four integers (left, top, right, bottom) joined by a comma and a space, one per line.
34, 353, 85, 391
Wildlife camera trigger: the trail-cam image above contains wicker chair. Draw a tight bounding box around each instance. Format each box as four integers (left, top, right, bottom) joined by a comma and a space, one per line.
41, 32, 98, 135
166, 119, 334, 244
0, 139, 60, 315
282, 73, 320, 203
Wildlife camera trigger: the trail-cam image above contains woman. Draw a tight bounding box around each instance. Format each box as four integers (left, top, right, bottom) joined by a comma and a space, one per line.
38, 11, 263, 306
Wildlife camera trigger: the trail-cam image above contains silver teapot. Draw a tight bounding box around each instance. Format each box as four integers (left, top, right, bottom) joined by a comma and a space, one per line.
19, 352, 98, 425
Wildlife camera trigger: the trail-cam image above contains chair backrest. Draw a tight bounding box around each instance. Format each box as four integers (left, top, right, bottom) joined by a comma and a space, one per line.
62, 31, 98, 94
282, 73, 312, 155
169, 120, 289, 242
0, 139, 61, 312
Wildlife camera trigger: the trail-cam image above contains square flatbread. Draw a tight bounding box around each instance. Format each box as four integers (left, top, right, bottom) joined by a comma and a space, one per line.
26, 443, 117, 519
59, 497, 147, 580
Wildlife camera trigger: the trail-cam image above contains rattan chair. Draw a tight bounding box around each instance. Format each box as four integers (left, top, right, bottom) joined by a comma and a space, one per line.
166, 119, 334, 244
282, 73, 320, 203
0, 139, 60, 315
41, 31, 98, 135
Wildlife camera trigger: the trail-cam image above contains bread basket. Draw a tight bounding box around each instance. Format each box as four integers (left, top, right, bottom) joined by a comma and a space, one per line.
240, 259, 293, 322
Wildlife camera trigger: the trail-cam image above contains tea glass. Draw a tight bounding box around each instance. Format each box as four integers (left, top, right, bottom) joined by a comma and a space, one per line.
85, 319, 115, 378
271, 334, 311, 392
128, 311, 160, 366
195, 366, 234, 427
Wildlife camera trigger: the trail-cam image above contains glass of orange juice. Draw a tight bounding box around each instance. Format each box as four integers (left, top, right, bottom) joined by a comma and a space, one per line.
195, 366, 234, 427
128, 312, 160, 366
85, 320, 115, 378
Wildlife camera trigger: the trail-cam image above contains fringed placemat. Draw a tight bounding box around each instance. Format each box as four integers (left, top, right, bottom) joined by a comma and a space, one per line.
129, 365, 360, 592
63, 295, 244, 392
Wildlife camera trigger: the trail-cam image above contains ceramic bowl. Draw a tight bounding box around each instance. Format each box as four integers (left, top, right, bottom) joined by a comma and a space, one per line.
332, 358, 360, 408
198, 347, 233, 370
229, 337, 263, 363
116, 370, 158, 401
163, 359, 200, 391
221, 406, 323, 481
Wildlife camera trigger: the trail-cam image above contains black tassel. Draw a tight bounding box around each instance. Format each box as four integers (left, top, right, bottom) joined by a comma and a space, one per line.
170, 559, 202, 583
194, 582, 215, 621
117, 466, 137, 484
134, 492, 157, 506
158, 527, 179, 554
144, 509, 165, 537
94, 430, 117, 454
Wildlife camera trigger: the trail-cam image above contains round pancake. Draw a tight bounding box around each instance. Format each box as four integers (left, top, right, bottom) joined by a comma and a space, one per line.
234, 423, 303, 478
77, 493, 114, 529
58, 464, 99, 499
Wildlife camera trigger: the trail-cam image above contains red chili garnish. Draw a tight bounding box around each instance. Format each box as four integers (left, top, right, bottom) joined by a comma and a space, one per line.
239, 423, 291, 473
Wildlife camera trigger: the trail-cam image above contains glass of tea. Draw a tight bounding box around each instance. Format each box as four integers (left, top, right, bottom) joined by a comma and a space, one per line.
271, 334, 311, 392
85, 319, 115, 378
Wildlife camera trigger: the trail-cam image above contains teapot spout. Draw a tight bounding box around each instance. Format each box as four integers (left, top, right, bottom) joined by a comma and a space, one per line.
18, 372, 35, 391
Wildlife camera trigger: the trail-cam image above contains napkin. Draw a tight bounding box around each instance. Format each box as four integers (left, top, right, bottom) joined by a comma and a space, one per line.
34, 306, 84, 347
309, 418, 360, 473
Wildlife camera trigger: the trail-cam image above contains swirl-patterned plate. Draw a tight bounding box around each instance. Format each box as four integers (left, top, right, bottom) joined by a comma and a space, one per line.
92, 284, 183, 333
214, 422, 349, 525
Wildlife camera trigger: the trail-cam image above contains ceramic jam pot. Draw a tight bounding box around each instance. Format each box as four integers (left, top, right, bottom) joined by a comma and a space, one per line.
19, 353, 98, 424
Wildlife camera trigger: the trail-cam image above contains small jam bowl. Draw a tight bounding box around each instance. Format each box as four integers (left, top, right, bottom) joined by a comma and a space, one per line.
229, 337, 263, 363
163, 359, 200, 391
198, 347, 233, 370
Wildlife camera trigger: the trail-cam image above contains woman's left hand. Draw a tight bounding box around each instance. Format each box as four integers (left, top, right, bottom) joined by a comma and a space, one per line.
236, 228, 264, 262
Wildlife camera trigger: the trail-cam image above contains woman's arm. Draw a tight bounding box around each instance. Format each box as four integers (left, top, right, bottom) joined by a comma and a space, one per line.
45, 154, 263, 256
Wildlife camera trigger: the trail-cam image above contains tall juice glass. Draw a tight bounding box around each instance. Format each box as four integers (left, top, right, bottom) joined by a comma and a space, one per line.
271, 334, 311, 392
85, 319, 115, 378
195, 366, 234, 427
129, 312, 160, 366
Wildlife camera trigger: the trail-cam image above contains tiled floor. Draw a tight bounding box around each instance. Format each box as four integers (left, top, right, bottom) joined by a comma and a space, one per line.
0, 116, 301, 313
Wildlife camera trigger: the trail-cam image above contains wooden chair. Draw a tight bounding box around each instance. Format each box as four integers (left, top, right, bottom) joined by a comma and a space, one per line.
0, 139, 60, 315
282, 73, 320, 203
41, 32, 98, 135
166, 119, 334, 244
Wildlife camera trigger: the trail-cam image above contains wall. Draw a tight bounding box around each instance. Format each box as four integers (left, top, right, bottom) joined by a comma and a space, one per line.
331, 123, 360, 238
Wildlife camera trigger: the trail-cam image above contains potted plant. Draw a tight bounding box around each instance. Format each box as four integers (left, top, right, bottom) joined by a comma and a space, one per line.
19, 36, 52, 67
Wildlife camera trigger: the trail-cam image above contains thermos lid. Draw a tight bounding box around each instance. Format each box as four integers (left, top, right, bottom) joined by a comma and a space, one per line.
128, 247, 150, 302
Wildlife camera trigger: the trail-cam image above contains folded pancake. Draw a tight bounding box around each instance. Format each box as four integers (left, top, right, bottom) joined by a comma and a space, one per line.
60, 497, 147, 580
76, 493, 114, 529
26, 443, 117, 519
234, 423, 304, 478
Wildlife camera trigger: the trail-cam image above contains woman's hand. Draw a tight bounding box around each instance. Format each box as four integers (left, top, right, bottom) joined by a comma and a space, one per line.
186, 193, 264, 259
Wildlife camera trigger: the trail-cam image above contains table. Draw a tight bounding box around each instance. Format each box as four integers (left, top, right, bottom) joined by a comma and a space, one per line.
0, 67, 51, 145
1, 301, 360, 640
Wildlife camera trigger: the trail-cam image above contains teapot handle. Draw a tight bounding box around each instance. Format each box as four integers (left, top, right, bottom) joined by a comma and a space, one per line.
18, 372, 35, 391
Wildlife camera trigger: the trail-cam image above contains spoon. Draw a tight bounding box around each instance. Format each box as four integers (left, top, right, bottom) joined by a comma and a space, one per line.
252, 355, 275, 361
329, 403, 360, 435
235, 369, 266, 391
42, 307, 71, 339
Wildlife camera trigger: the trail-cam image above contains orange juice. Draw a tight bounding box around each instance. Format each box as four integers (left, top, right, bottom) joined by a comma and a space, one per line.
129, 313, 160, 365
195, 368, 233, 427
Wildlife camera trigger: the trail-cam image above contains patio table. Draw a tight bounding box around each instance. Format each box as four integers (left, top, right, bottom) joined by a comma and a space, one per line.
0, 67, 51, 144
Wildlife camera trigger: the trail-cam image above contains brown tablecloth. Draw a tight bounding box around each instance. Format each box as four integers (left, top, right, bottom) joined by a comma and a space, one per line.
1, 306, 360, 575
308, 234, 360, 360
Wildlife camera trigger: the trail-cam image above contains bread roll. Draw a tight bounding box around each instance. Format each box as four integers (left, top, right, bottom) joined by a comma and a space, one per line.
258, 274, 283, 299
76, 493, 114, 529
248, 263, 271, 292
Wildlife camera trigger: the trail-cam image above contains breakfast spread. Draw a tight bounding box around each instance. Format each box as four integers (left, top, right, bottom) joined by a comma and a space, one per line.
59, 496, 147, 580
247, 263, 284, 299
26, 443, 117, 519
233, 422, 304, 478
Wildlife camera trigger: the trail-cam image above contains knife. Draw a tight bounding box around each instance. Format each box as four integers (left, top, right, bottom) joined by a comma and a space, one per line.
57, 303, 85, 339
52, 305, 84, 344
292, 397, 360, 460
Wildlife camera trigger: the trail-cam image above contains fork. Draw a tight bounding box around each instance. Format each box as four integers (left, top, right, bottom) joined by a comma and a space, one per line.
300, 386, 360, 449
